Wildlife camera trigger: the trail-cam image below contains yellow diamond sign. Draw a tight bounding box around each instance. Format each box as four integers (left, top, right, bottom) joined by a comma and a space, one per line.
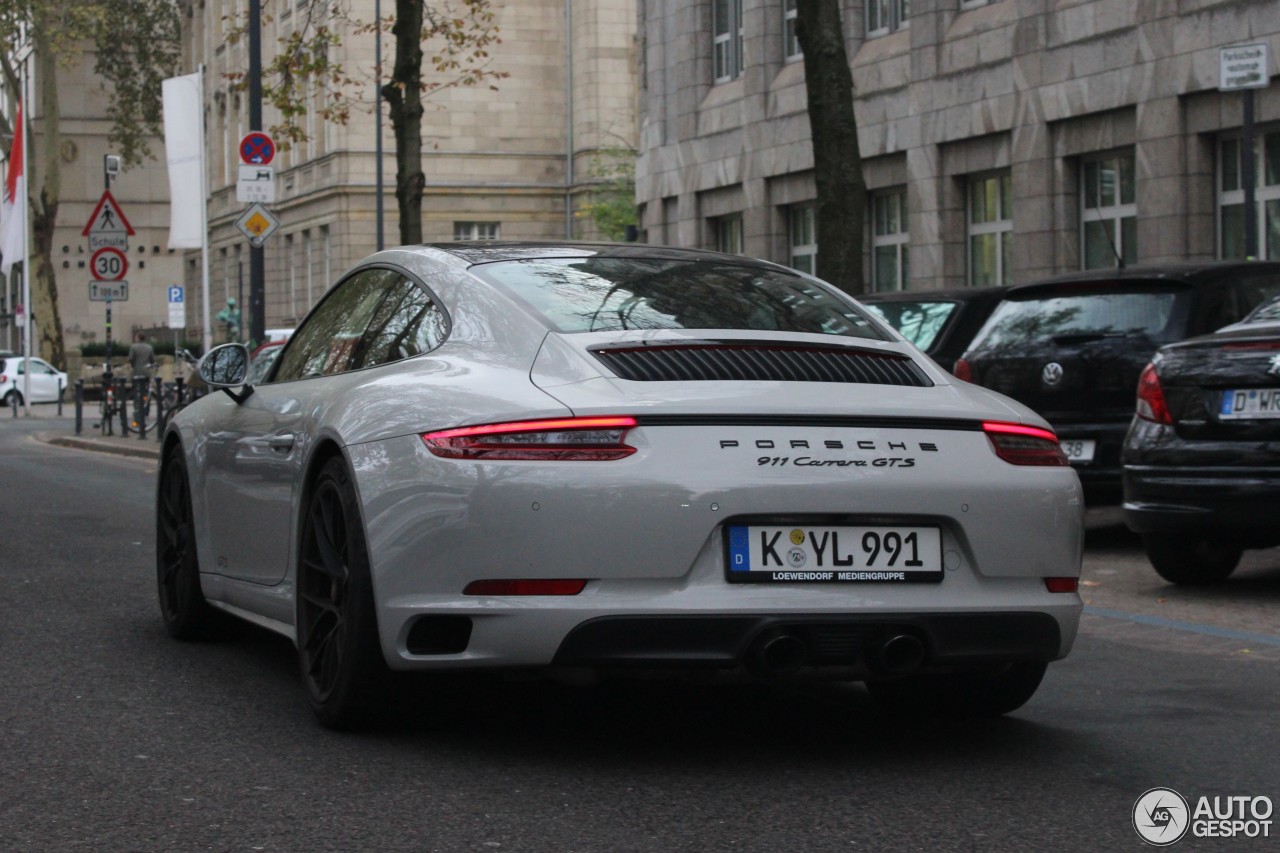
234, 202, 281, 247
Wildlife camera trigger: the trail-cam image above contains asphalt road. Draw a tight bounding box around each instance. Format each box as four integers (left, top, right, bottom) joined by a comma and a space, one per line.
2, 412, 1278, 852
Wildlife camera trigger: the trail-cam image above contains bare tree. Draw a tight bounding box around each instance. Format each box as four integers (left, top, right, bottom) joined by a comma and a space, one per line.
795, 0, 867, 295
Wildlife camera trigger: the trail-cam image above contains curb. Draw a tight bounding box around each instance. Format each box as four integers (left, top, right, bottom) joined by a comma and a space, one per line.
42, 433, 161, 460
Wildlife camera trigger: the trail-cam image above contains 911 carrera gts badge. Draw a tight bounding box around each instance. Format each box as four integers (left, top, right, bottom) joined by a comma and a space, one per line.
1042, 362, 1064, 386
1268, 355, 1280, 377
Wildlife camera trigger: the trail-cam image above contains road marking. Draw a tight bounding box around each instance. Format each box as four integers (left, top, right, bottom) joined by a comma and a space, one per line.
1085, 605, 1280, 647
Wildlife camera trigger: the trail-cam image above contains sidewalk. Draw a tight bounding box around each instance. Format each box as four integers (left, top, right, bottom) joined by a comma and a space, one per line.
9, 402, 162, 460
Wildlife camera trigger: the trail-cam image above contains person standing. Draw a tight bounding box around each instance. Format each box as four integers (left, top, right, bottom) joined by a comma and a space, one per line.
128, 332, 155, 382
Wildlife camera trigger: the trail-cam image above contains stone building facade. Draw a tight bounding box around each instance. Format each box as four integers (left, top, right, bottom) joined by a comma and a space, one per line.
636, 0, 1280, 292
181, 0, 638, 335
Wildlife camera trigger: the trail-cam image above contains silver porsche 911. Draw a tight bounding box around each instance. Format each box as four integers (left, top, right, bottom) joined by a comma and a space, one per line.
157, 242, 1083, 728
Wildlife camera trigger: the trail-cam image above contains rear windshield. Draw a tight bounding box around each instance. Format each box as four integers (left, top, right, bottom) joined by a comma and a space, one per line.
969, 287, 1189, 349
473, 257, 886, 340
862, 300, 958, 351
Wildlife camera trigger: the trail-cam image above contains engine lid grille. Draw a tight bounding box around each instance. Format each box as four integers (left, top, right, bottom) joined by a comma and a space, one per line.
591, 342, 932, 387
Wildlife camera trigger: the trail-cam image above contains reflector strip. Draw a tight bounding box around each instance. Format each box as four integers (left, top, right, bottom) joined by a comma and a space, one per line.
1045, 577, 1079, 593
463, 579, 588, 596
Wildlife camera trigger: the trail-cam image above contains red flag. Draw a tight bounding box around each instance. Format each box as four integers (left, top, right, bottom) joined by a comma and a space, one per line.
1, 97, 27, 276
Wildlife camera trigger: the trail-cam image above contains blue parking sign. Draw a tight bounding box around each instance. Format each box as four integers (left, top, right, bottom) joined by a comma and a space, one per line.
169, 286, 184, 303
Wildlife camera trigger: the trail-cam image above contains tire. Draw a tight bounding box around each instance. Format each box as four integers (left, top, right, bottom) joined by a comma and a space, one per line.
1142, 533, 1241, 585
156, 448, 222, 639
867, 661, 1049, 717
4, 389, 22, 407
296, 456, 392, 730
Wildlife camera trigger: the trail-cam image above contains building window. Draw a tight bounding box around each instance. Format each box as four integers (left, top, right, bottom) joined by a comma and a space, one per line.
959, 0, 993, 9
872, 189, 909, 292
454, 221, 501, 241
715, 215, 744, 255
789, 205, 816, 274
866, 0, 909, 37
1219, 130, 1280, 260
783, 0, 801, 61
1081, 153, 1136, 269
968, 172, 1013, 286
713, 0, 744, 83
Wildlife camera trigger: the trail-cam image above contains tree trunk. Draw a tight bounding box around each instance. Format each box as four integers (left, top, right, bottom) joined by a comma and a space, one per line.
796, 0, 867, 295
382, 0, 425, 246
31, 26, 64, 368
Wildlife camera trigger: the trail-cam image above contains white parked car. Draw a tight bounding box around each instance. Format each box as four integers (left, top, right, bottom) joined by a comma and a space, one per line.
159, 242, 1085, 729
0, 356, 68, 405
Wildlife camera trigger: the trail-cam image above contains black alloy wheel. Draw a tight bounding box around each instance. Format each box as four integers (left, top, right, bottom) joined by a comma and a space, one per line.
296, 457, 391, 729
867, 661, 1049, 717
1142, 533, 1242, 585
156, 448, 220, 639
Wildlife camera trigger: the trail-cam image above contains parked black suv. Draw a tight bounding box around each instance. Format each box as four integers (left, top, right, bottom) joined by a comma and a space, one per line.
954, 262, 1280, 500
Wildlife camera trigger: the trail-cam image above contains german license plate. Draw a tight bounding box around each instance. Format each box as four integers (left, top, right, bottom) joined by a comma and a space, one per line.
1220, 389, 1280, 419
726, 525, 942, 583
1059, 439, 1096, 462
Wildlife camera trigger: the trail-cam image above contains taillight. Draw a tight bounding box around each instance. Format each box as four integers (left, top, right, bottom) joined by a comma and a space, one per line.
1135, 362, 1173, 425
1044, 577, 1079, 593
463, 579, 588, 596
0, 374, 6, 384
982, 421, 1069, 466
952, 358, 972, 381
421, 416, 637, 460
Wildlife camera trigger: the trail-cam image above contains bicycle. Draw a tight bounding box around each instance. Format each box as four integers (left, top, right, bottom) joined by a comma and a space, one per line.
159, 349, 204, 421
97, 371, 118, 435
128, 372, 156, 438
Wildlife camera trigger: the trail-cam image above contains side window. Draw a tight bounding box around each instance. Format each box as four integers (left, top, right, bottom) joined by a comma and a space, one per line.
352, 277, 449, 370
274, 268, 401, 382
1233, 273, 1280, 317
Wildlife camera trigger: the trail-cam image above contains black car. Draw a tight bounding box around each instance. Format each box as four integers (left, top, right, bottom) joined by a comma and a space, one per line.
858, 286, 1007, 372
954, 262, 1280, 500
1122, 294, 1280, 584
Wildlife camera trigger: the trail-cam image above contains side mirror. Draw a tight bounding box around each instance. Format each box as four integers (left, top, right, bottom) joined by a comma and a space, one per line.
197, 343, 252, 400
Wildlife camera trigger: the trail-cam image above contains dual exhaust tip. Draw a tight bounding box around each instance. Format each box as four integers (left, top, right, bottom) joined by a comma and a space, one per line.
748, 629, 927, 676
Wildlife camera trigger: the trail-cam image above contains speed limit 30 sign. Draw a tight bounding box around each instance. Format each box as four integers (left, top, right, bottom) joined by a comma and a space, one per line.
90, 246, 129, 281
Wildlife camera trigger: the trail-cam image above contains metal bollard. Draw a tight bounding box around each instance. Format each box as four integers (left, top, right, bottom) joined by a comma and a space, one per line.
74, 379, 84, 435
135, 380, 147, 440
57, 379, 63, 416
118, 377, 130, 436
154, 377, 164, 442
9, 389, 16, 417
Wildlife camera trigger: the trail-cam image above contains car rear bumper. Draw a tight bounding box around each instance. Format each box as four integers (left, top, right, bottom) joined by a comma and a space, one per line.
1123, 464, 1280, 543
552, 611, 1063, 670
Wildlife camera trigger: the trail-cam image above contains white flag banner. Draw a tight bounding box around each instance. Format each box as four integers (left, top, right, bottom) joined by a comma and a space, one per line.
0, 97, 26, 277
162, 72, 205, 249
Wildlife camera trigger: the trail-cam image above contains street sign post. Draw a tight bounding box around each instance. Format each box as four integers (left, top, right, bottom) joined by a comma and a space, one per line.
1220, 44, 1271, 258
236, 164, 276, 203
1219, 44, 1269, 91
167, 285, 185, 329
90, 247, 129, 281
89, 281, 129, 301
234, 203, 281, 247
240, 131, 276, 165
82, 190, 135, 251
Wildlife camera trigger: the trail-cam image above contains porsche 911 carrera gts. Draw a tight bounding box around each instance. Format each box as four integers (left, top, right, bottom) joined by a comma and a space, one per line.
157, 243, 1084, 728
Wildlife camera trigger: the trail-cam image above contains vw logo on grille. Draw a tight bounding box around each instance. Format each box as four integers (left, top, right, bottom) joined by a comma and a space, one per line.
1268, 354, 1280, 377
1042, 362, 1064, 386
